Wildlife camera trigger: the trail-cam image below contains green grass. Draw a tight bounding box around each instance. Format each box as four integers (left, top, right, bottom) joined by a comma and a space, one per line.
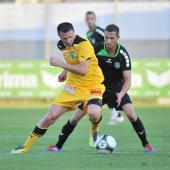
0, 107, 170, 170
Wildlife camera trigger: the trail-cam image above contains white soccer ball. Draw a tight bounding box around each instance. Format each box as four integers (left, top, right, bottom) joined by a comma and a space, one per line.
96, 135, 117, 153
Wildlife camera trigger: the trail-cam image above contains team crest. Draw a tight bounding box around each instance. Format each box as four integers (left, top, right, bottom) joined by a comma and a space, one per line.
114, 62, 120, 69
70, 51, 76, 59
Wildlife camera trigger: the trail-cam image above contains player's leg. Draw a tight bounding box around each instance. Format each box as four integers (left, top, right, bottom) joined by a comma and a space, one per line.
103, 94, 124, 125
11, 104, 68, 154
53, 98, 102, 149
88, 98, 102, 147
122, 103, 155, 153
46, 108, 87, 152
109, 107, 119, 120
107, 105, 124, 125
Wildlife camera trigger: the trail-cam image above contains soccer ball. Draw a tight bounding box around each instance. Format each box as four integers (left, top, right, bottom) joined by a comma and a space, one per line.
96, 135, 117, 153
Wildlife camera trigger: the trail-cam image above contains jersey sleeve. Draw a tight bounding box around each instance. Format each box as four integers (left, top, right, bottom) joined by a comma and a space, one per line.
78, 41, 94, 62
120, 49, 131, 71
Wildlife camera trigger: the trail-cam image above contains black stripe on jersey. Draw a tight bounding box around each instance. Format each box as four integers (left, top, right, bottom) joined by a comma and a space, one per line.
120, 49, 131, 68
73, 35, 87, 44
95, 26, 104, 37
57, 35, 87, 51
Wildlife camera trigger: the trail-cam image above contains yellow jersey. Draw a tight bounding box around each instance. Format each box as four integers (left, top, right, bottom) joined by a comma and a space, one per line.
57, 35, 104, 88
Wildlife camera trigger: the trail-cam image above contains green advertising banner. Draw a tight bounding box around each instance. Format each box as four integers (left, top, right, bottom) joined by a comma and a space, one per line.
0, 59, 170, 99
0, 61, 63, 99
129, 59, 170, 98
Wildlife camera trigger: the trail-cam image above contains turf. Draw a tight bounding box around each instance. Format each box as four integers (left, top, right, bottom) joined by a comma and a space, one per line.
0, 107, 170, 170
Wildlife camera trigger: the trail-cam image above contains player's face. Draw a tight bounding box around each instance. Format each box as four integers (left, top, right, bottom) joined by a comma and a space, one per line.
105, 31, 120, 50
59, 30, 75, 47
85, 14, 96, 29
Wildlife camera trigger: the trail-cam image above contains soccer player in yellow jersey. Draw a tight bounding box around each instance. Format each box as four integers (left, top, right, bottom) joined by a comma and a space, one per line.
11, 22, 105, 153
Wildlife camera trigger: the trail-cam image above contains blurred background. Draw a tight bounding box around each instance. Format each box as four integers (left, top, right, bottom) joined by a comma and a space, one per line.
0, 0, 169, 105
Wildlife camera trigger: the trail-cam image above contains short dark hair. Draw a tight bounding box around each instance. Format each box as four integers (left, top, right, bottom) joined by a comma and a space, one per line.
86, 11, 96, 17
105, 24, 119, 36
57, 22, 74, 34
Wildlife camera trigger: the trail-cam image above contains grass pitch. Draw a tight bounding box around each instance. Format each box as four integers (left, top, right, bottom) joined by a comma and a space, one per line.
0, 107, 170, 170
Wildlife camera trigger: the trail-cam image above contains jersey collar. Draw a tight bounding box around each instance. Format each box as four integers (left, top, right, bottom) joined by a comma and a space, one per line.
104, 43, 120, 58
87, 26, 97, 36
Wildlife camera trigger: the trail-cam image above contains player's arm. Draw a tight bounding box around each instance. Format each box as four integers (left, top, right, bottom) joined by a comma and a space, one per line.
58, 69, 67, 82
116, 48, 131, 106
50, 57, 89, 76
116, 70, 131, 106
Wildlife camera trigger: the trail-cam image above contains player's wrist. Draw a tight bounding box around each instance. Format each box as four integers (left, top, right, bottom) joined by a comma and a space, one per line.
119, 91, 124, 98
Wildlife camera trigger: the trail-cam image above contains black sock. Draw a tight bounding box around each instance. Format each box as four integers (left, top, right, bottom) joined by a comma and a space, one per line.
55, 120, 76, 149
131, 117, 149, 147
32, 126, 47, 137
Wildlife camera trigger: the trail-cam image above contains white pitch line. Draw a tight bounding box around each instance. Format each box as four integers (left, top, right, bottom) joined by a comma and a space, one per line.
1, 135, 170, 141
0, 151, 170, 157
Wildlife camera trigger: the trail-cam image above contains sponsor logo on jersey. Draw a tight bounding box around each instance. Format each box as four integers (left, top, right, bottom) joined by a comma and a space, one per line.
106, 58, 112, 63
91, 89, 102, 95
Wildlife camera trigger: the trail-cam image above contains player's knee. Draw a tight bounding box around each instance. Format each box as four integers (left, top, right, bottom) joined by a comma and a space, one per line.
123, 104, 137, 122
88, 103, 102, 120
88, 111, 101, 123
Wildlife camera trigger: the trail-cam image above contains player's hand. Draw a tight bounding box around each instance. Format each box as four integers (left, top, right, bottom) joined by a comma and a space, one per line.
116, 92, 123, 107
50, 57, 63, 67
58, 71, 67, 82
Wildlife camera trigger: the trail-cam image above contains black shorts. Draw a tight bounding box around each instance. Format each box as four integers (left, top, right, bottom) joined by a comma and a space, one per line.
102, 89, 132, 111
77, 98, 102, 111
